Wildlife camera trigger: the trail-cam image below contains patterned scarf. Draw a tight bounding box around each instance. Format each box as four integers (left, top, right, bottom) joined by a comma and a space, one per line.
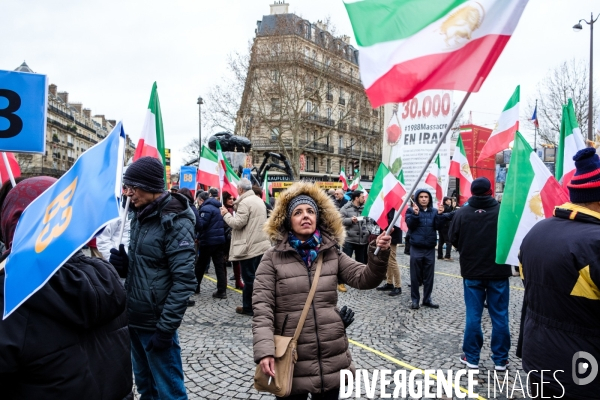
288, 229, 322, 268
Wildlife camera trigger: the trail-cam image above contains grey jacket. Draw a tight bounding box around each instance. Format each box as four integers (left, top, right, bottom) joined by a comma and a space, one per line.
339, 201, 370, 245
126, 192, 197, 333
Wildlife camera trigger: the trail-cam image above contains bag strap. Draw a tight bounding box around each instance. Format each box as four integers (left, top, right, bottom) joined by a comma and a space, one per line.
292, 253, 323, 341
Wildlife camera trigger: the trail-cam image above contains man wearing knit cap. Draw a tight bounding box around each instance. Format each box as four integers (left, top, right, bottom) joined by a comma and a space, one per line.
517, 148, 600, 398
449, 177, 512, 371
108, 156, 197, 399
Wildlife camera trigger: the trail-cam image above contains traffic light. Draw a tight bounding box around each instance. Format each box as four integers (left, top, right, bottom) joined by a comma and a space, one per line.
352, 160, 360, 174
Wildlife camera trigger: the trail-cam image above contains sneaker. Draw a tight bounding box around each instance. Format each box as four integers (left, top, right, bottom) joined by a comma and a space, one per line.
410, 301, 420, 310
492, 357, 509, 371
376, 283, 394, 291
388, 287, 402, 296
212, 290, 227, 299
460, 354, 478, 369
338, 284, 347, 292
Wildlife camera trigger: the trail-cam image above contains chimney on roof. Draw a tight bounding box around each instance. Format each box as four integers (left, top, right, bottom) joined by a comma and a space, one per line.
270, 1, 289, 15
94, 115, 106, 127
107, 119, 116, 127
71, 103, 82, 113
341, 35, 351, 44
57, 91, 69, 104
82, 108, 91, 119
49, 84, 57, 96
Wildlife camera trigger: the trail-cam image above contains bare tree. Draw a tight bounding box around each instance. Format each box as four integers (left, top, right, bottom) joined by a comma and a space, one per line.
203, 15, 380, 178
526, 59, 598, 147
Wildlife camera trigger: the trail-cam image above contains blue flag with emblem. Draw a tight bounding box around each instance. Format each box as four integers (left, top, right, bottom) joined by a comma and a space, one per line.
179, 165, 197, 191
3, 122, 125, 319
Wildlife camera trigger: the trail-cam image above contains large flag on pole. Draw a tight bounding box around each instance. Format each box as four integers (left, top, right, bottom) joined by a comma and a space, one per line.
134, 82, 166, 183
555, 99, 587, 191
496, 132, 569, 265
339, 167, 348, 191
477, 85, 520, 163
197, 145, 220, 188
362, 163, 407, 230
425, 154, 443, 205
449, 134, 473, 205
531, 104, 539, 128
344, 0, 530, 107
216, 141, 238, 195
3, 122, 125, 318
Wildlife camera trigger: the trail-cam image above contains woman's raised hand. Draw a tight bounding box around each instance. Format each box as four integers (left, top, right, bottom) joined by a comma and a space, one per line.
376, 229, 392, 251
259, 356, 275, 378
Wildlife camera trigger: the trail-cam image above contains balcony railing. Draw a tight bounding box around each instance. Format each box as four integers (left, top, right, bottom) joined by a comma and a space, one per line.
326, 93, 333, 101
337, 147, 381, 160
299, 140, 333, 153
338, 98, 346, 105
301, 112, 335, 127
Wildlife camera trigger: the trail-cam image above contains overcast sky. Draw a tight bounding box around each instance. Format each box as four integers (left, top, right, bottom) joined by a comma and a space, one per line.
2, 0, 599, 170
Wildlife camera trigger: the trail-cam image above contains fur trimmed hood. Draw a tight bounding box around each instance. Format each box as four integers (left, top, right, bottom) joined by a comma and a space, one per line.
265, 182, 346, 246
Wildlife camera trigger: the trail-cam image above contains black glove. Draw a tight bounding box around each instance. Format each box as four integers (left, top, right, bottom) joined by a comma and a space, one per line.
109, 244, 129, 277
338, 305, 355, 329
145, 330, 174, 351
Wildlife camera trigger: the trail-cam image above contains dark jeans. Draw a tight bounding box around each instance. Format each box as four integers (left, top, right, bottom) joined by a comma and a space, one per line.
463, 279, 510, 365
342, 242, 368, 264
409, 246, 435, 303
240, 255, 263, 313
437, 228, 451, 259
130, 328, 187, 400
196, 244, 226, 293
277, 389, 339, 400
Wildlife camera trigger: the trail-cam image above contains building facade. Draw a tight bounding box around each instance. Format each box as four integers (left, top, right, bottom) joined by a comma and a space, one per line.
236, 2, 383, 184
13, 62, 136, 178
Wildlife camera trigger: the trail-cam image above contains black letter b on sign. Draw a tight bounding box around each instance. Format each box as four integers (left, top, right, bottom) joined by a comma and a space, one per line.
0, 89, 23, 138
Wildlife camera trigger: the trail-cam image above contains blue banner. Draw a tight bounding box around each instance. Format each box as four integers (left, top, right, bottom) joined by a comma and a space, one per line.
0, 69, 47, 153
3, 122, 125, 318
179, 166, 197, 190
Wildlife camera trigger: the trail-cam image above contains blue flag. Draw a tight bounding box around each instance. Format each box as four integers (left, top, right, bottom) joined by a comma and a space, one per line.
179, 166, 197, 191
3, 122, 125, 319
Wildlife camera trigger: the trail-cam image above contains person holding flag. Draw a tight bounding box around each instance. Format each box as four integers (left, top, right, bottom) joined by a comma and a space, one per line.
109, 156, 197, 399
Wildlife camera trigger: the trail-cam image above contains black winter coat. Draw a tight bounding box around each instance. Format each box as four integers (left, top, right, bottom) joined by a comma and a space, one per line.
517, 204, 600, 399
0, 252, 132, 400
127, 192, 197, 333
198, 198, 226, 246
448, 195, 512, 280
386, 208, 402, 245
405, 189, 447, 249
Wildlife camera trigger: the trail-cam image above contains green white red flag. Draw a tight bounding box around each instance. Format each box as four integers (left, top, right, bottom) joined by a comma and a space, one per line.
349, 173, 361, 191
397, 169, 405, 185
134, 82, 166, 181
362, 163, 408, 231
477, 85, 520, 163
425, 154, 443, 204
340, 167, 348, 191
555, 98, 587, 192
262, 171, 271, 203
496, 132, 569, 265
197, 145, 220, 188
344, 0, 529, 107
449, 134, 473, 205
216, 141, 238, 196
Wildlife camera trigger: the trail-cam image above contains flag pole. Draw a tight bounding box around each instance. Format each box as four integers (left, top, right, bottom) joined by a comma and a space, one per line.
375, 91, 472, 255
1, 152, 17, 188
534, 99, 538, 151
118, 197, 131, 244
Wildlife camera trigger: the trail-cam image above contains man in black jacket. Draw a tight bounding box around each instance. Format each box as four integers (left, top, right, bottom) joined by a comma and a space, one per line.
197, 188, 227, 298
109, 157, 196, 400
449, 177, 512, 371
405, 189, 449, 309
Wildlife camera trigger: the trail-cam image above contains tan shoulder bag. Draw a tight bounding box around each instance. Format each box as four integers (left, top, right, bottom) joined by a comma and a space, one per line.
253, 253, 323, 397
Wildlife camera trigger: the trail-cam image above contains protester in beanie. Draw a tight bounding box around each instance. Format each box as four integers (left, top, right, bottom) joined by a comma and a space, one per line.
253, 182, 391, 399
0, 177, 132, 399
518, 148, 600, 398
339, 190, 370, 292
448, 177, 511, 371
223, 191, 243, 290
437, 196, 454, 260
109, 156, 196, 399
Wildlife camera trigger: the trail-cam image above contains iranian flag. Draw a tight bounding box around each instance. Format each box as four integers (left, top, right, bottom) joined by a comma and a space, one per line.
349, 173, 361, 191
449, 134, 473, 205
425, 154, 443, 204
344, 0, 529, 107
216, 141, 239, 195
477, 85, 520, 163
340, 167, 349, 191
134, 82, 166, 166
397, 169, 405, 185
556, 98, 586, 192
262, 171, 271, 202
197, 145, 220, 188
362, 163, 407, 230
496, 132, 569, 265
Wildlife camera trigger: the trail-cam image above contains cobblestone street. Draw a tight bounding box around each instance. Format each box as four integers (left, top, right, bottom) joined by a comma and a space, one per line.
176, 246, 527, 400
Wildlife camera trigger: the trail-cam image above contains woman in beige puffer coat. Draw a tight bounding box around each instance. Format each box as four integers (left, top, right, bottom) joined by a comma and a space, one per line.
252, 182, 391, 399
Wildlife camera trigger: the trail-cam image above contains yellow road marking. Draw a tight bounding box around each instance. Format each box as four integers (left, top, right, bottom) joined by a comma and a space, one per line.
203, 275, 243, 294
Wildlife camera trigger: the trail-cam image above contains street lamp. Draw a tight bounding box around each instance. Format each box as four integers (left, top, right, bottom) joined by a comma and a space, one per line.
573, 12, 600, 142
197, 96, 204, 168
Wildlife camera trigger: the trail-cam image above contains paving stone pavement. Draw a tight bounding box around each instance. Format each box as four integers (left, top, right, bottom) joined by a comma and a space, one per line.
170, 246, 529, 400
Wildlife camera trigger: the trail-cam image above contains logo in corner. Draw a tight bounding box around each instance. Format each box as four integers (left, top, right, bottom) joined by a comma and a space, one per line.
573, 351, 598, 386
179, 240, 191, 247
